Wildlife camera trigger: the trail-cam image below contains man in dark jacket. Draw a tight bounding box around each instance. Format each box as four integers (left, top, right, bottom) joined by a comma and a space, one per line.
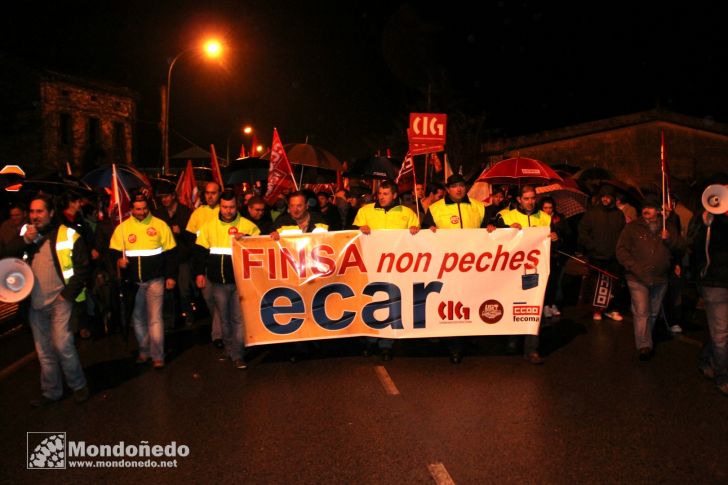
4, 194, 90, 406
578, 184, 627, 321
617, 194, 684, 361
690, 185, 728, 395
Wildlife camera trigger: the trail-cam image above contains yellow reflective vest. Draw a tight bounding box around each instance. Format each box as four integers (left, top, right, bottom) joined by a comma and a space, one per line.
499, 208, 551, 228
109, 214, 177, 282
186, 205, 219, 236
353, 202, 420, 230
195, 214, 260, 284
55, 225, 86, 302
427, 196, 485, 229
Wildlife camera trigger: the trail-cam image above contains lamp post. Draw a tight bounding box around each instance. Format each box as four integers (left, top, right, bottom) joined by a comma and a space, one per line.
162, 39, 223, 175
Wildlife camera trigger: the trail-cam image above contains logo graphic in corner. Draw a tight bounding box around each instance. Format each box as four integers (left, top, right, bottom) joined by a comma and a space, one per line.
513, 305, 540, 316
27, 432, 66, 469
437, 301, 470, 322
479, 299, 504, 324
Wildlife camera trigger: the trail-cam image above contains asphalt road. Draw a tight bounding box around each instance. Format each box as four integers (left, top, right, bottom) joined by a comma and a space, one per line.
1, 301, 726, 484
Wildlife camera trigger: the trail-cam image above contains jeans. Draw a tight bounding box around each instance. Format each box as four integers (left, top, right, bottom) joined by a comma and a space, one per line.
627, 279, 667, 350
699, 286, 728, 385
29, 295, 87, 400
203, 277, 222, 340
211, 282, 244, 361
132, 278, 165, 361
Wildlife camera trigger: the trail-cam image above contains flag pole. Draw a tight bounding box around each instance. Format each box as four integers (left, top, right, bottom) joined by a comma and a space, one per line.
660, 130, 667, 229
412, 156, 420, 221
111, 163, 129, 342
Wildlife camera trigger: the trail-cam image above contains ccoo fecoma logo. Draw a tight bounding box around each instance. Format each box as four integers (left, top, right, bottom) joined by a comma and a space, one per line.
27, 432, 67, 469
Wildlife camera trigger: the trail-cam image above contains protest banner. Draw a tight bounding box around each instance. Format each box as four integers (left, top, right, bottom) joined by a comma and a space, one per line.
232, 228, 551, 346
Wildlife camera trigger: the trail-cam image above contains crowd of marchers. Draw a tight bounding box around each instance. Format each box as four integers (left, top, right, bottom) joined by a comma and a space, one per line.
0, 171, 726, 407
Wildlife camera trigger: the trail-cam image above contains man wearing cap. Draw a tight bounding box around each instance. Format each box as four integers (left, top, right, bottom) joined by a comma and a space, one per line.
422, 174, 487, 363
578, 184, 627, 321
154, 183, 193, 327
353, 179, 420, 360
616, 194, 684, 361
185, 181, 224, 348
193, 189, 260, 369
109, 193, 177, 369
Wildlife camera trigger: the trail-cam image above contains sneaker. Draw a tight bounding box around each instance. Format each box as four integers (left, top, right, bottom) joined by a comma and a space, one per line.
152, 360, 165, 369
592, 311, 603, 321
604, 311, 624, 322
525, 352, 545, 365
233, 359, 247, 370
638, 347, 653, 362
699, 366, 715, 380
670, 325, 683, 334
550, 305, 561, 316
73, 386, 90, 404
543, 305, 553, 318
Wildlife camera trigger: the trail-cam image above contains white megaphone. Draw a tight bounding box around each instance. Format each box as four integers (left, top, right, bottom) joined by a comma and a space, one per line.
702, 184, 728, 215
0, 258, 34, 303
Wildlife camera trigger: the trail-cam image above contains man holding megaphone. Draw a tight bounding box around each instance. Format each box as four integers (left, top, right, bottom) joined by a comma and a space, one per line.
3, 193, 90, 407
692, 183, 728, 396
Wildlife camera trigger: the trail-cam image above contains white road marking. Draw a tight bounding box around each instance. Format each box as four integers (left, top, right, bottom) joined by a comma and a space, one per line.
428, 462, 456, 485
374, 365, 400, 395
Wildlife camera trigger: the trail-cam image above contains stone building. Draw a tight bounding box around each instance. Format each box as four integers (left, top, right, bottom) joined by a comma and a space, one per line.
480, 109, 728, 197
0, 57, 138, 176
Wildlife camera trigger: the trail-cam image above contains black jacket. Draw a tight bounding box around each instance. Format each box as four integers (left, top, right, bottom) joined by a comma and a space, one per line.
616, 217, 684, 286
689, 213, 728, 288
578, 203, 626, 260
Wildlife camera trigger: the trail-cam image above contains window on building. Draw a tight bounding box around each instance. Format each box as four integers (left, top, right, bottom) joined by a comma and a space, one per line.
113, 122, 125, 155
88, 117, 100, 146
59, 113, 72, 146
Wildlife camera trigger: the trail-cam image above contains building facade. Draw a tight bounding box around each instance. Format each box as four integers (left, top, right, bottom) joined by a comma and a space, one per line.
0, 57, 138, 176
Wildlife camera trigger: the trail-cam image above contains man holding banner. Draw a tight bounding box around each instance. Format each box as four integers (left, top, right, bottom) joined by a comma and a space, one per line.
421, 173, 486, 363
353, 179, 420, 360
193, 190, 260, 369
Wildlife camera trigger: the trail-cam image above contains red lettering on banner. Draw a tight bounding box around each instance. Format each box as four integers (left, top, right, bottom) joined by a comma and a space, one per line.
338, 244, 367, 275
437, 245, 542, 278
311, 245, 336, 276
377, 252, 431, 273
242, 248, 264, 279
279, 248, 306, 278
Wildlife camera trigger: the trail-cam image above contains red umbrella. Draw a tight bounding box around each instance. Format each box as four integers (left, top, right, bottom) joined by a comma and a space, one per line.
477, 157, 563, 185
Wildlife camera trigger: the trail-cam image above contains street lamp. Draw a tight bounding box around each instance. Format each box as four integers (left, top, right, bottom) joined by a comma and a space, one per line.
162, 38, 223, 175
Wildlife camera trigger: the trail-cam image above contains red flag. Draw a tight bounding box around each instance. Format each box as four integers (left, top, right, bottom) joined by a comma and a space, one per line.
660, 130, 672, 208
251, 135, 259, 156
239, 144, 247, 159
395, 151, 416, 193
431, 152, 443, 173
210, 144, 224, 187
264, 128, 298, 205
108, 163, 131, 225
176, 160, 199, 209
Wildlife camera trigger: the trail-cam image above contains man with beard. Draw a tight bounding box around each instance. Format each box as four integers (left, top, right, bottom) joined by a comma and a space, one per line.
617, 194, 684, 361
4, 194, 90, 406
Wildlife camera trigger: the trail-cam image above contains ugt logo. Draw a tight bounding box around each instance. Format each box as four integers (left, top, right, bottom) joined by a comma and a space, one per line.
438, 301, 470, 321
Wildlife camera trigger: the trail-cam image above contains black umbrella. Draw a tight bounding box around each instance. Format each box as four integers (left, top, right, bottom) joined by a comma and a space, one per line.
346, 156, 399, 180
19, 175, 96, 198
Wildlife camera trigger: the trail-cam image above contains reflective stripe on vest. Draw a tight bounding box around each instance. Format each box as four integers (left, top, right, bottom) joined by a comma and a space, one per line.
209, 247, 233, 255
124, 248, 163, 257
55, 225, 85, 303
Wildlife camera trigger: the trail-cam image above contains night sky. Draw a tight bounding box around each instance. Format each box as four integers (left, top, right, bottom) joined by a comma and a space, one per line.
2, 1, 727, 169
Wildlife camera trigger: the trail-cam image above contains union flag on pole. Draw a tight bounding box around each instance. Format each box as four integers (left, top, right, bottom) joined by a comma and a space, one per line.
108, 163, 131, 225
264, 128, 298, 204
176, 160, 199, 209
395, 151, 416, 192
210, 144, 224, 187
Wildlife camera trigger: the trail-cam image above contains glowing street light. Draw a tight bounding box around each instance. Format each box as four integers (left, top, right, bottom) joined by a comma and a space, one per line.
162, 38, 224, 174
227, 125, 255, 163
